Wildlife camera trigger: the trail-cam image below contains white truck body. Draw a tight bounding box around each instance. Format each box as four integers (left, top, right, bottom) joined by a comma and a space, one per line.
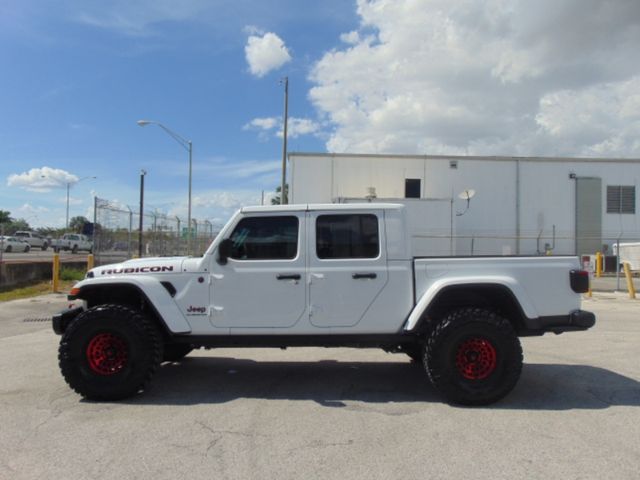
54, 204, 594, 405
52, 234, 93, 253
73, 204, 584, 336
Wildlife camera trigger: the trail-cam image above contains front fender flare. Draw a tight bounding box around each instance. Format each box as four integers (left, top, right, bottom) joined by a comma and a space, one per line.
71, 276, 192, 334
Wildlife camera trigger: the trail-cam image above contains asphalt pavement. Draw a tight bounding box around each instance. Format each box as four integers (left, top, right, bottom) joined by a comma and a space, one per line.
0, 293, 638, 479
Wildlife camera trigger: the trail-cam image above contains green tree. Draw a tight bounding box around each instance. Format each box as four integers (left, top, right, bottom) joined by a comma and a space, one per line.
270, 184, 289, 205
9, 219, 30, 233
69, 216, 89, 233
0, 210, 11, 224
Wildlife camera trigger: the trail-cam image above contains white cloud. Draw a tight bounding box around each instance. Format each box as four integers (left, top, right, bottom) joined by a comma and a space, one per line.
309, 0, 640, 157
73, 0, 210, 36
7, 167, 78, 192
287, 118, 321, 138
243, 116, 321, 139
245, 32, 292, 77
339, 30, 361, 45
244, 117, 280, 131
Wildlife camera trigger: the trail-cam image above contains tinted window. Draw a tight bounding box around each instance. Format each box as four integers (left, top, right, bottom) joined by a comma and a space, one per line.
229, 216, 298, 260
316, 214, 379, 259
405, 179, 421, 198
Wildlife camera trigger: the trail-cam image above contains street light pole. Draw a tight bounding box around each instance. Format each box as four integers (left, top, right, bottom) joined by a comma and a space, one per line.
66, 183, 70, 229
64, 176, 96, 229
280, 76, 289, 205
139, 170, 146, 258
137, 120, 193, 255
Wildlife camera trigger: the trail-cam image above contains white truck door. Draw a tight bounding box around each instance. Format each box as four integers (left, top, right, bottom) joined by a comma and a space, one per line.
308, 211, 388, 328
210, 213, 307, 328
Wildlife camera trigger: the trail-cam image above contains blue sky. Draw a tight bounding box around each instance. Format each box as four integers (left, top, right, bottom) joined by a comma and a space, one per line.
2, 1, 640, 228
1, 0, 357, 227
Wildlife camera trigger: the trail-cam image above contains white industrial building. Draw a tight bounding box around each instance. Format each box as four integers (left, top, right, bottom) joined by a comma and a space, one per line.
289, 153, 640, 257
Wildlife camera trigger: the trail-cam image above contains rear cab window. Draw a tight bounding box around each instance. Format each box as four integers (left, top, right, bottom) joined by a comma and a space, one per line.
316, 214, 379, 259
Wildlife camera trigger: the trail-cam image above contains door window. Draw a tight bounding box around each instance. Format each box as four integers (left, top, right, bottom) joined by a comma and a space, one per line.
316, 214, 379, 259
229, 216, 299, 260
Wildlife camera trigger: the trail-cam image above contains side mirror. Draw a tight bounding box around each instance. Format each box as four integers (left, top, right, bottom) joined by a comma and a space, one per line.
217, 238, 233, 265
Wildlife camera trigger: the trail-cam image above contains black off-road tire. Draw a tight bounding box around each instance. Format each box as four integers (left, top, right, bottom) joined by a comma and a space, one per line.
163, 343, 193, 362
58, 304, 163, 401
424, 308, 523, 406
404, 344, 424, 363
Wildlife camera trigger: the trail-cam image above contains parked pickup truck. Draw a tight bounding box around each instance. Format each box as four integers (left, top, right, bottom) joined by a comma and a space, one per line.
51, 233, 93, 253
54, 204, 594, 405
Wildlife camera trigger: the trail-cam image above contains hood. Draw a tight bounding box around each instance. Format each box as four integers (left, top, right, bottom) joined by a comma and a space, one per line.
89, 256, 189, 278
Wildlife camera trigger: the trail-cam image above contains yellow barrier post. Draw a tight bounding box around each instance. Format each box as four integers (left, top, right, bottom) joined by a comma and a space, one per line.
52, 253, 60, 293
595, 252, 602, 278
87, 254, 94, 271
623, 262, 636, 299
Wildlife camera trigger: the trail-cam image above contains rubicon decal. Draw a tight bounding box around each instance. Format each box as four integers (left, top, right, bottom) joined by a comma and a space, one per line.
100, 266, 174, 275
186, 306, 207, 315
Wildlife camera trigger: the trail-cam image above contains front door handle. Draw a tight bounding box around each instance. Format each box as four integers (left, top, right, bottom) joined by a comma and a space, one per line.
352, 272, 377, 279
277, 273, 301, 280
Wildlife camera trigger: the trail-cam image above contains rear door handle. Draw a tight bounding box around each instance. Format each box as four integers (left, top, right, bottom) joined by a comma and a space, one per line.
277, 274, 301, 280
352, 272, 377, 279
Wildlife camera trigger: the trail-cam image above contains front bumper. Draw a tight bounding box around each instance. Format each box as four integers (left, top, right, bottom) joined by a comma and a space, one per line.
52, 306, 84, 335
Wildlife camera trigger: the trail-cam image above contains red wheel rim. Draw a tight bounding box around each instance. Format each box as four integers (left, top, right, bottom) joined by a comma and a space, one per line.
455, 337, 497, 380
86, 333, 128, 375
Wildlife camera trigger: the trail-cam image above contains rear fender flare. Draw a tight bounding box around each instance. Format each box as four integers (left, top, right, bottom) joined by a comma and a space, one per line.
404, 276, 538, 331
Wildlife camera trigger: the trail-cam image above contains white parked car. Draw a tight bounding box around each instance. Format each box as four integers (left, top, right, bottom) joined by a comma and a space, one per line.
14, 231, 49, 250
0, 236, 31, 253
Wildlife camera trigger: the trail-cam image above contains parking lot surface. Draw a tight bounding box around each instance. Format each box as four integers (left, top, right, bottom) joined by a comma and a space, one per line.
0, 293, 638, 480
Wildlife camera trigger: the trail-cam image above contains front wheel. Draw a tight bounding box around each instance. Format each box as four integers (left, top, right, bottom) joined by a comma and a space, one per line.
58, 305, 163, 400
424, 308, 523, 406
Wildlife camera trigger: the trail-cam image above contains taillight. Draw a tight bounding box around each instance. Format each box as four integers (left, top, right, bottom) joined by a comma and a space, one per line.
570, 270, 589, 293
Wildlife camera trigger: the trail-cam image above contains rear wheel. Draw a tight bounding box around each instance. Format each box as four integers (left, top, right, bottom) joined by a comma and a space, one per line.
42, 243, 48, 251
424, 308, 522, 406
58, 305, 163, 400
5, 245, 11, 253
71, 245, 78, 254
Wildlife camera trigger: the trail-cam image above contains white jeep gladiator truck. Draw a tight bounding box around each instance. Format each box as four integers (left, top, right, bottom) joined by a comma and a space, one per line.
53, 204, 594, 405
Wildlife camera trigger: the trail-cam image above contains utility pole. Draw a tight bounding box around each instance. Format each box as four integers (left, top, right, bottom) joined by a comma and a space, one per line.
280, 76, 289, 205
138, 170, 146, 258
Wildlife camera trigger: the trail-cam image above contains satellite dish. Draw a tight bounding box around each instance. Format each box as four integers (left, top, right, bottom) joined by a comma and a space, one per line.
458, 189, 476, 200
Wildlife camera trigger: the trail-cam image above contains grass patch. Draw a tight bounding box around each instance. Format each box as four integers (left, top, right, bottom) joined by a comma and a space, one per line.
60, 267, 85, 282
0, 280, 77, 302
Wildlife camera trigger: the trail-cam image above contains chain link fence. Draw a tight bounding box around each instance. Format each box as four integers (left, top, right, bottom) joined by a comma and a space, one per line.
92, 195, 640, 273
93, 197, 220, 264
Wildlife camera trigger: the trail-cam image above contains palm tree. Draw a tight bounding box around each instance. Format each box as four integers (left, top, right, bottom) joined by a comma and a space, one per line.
271, 184, 289, 205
